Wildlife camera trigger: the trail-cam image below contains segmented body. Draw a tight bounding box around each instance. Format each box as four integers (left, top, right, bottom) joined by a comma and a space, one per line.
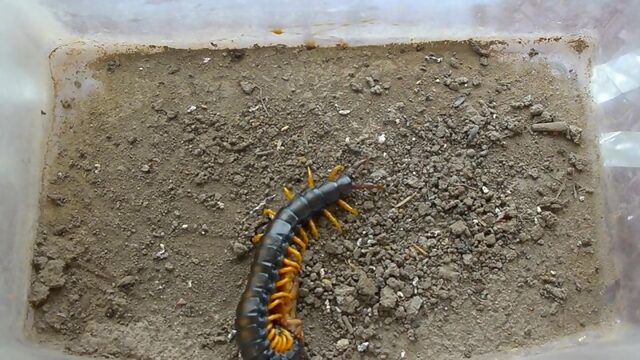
236, 169, 356, 360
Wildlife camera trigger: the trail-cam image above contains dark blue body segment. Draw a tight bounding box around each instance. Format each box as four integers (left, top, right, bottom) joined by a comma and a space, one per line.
235, 173, 354, 360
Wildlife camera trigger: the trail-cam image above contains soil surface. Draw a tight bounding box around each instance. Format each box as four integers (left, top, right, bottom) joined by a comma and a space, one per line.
29, 41, 612, 360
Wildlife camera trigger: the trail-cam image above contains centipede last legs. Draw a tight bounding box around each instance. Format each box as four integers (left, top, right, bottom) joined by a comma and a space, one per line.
235, 160, 379, 360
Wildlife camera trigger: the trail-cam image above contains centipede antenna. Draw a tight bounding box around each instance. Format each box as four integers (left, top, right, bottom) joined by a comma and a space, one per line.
253, 220, 271, 235
349, 158, 370, 175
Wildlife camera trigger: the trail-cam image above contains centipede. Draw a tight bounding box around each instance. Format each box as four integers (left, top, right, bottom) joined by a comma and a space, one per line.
235, 160, 379, 360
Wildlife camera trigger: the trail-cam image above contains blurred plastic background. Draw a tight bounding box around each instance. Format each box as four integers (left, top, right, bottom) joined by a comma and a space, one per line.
1, 0, 639, 359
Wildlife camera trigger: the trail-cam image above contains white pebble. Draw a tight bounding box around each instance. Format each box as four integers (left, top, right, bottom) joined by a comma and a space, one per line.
345, 136, 350, 143
338, 109, 351, 116
378, 134, 386, 144
357, 342, 369, 352
482, 186, 489, 194
202, 57, 211, 64
187, 105, 197, 113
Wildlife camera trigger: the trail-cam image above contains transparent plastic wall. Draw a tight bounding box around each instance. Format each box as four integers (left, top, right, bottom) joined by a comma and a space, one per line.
1, 0, 639, 359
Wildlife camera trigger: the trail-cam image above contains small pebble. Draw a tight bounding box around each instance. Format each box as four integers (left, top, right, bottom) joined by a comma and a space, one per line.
530, 104, 545, 116
336, 338, 350, 352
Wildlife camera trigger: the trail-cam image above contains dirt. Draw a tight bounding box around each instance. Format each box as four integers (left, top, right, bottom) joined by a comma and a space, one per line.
28, 41, 612, 360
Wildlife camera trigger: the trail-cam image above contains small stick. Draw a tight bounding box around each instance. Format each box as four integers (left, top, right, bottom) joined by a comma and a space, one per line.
242, 195, 276, 223
249, 195, 276, 215
454, 183, 472, 189
555, 181, 566, 199
412, 244, 428, 256
256, 86, 270, 117
548, 174, 563, 184
573, 184, 578, 199
532, 122, 568, 132
347, 259, 360, 272
255, 150, 274, 156
394, 192, 417, 208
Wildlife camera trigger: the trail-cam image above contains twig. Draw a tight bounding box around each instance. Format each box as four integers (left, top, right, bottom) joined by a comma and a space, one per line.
242, 195, 277, 223
454, 183, 472, 189
573, 184, 578, 199
393, 192, 417, 208
347, 259, 360, 272
256, 86, 270, 117
412, 244, 428, 256
255, 150, 274, 156
74, 263, 114, 281
555, 180, 566, 199
548, 174, 563, 184
532, 121, 568, 132
249, 195, 276, 215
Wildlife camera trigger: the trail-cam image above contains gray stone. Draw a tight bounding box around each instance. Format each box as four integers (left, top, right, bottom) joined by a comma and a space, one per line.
380, 286, 398, 309
336, 338, 350, 351
29, 281, 50, 307
357, 273, 378, 297
541, 285, 568, 303
240, 81, 256, 95
530, 104, 545, 116
406, 296, 423, 316
449, 220, 468, 236
39, 259, 66, 289
484, 234, 497, 246
233, 241, 249, 256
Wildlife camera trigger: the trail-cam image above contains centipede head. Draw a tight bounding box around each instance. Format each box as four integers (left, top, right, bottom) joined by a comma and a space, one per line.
345, 157, 384, 191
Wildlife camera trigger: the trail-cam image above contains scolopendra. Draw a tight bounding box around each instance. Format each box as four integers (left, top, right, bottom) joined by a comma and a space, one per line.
235, 160, 380, 360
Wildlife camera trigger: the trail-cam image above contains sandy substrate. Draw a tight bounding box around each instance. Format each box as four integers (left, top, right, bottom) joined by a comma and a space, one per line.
28, 40, 612, 360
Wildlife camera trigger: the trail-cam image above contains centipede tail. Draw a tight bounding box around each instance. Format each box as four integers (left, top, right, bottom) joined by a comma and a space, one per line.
236, 162, 376, 360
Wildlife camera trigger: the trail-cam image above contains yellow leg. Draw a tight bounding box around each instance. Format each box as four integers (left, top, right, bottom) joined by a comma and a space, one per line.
282, 330, 294, 351
263, 208, 276, 219
328, 165, 345, 181
252, 233, 264, 245
298, 228, 309, 247
291, 236, 307, 252
283, 186, 294, 200
337, 199, 359, 216
307, 218, 319, 238
322, 209, 342, 232
307, 167, 315, 188
287, 245, 303, 263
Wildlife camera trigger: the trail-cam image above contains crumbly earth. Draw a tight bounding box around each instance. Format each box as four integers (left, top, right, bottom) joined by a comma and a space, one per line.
28, 41, 612, 360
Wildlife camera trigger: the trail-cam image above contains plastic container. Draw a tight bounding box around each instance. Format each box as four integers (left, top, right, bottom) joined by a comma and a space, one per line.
1, 0, 639, 359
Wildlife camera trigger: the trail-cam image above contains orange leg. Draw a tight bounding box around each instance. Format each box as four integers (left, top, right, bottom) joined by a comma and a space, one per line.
322, 209, 342, 232
337, 199, 359, 216
306, 166, 315, 188
328, 164, 345, 181
287, 245, 303, 263
263, 208, 276, 219
307, 218, 319, 238
298, 228, 309, 247
283, 186, 294, 200
252, 233, 264, 245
